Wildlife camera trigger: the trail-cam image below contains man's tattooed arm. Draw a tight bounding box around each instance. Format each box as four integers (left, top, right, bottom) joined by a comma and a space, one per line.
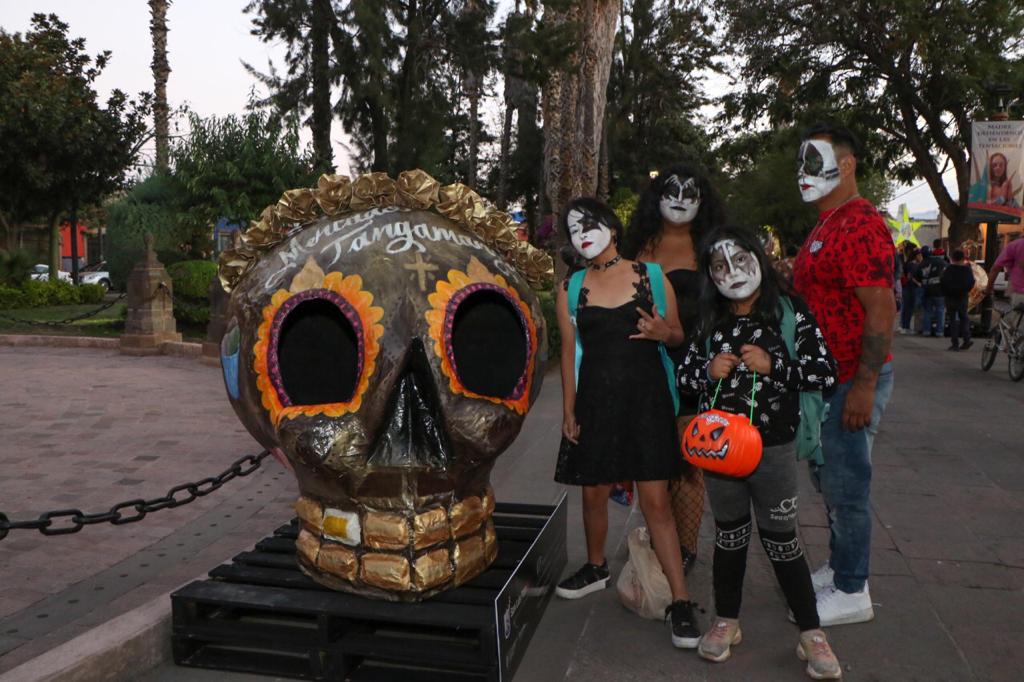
853, 287, 897, 387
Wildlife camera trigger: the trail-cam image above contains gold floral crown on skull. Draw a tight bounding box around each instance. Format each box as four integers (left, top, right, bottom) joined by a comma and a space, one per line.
218, 169, 554, 292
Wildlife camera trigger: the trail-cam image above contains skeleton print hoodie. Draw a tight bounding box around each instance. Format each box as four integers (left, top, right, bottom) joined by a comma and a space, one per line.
678, 296, 837, 446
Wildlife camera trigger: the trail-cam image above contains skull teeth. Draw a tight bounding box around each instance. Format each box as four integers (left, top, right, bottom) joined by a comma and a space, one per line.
323, 508, 362, 545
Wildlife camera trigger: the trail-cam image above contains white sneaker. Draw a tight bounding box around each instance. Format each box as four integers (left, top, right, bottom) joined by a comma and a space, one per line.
810, 563, 835, 592
816, 584, 874, 626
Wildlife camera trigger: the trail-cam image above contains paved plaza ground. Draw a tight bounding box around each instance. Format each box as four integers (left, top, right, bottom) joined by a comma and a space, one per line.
1, 332, 1023, 681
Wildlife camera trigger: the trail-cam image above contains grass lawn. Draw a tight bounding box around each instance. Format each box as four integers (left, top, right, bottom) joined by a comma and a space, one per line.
0, 299, 205, 340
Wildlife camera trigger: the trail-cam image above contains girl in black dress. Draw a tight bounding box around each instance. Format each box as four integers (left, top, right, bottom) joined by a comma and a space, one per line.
622, 163, 727, 572
553, 198, 702, 649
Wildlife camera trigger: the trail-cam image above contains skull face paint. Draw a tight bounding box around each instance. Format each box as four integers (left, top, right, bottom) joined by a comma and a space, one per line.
709, 239, 762, 301
567, 207, 613, 260
797, 140, 841, 202
223, 208, 546, 601
659, 175, 701, 224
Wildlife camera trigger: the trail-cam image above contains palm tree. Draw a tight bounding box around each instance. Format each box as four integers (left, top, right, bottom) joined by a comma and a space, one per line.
542, 0, 620, 269
149, 0, 171, 172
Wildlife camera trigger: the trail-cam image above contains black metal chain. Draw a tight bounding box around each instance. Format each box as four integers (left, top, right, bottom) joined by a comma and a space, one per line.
0, 292, 127, 327
0, 450, 270, 540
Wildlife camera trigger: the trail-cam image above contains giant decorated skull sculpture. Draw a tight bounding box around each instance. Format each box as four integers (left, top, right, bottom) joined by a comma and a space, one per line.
218, 172, 551, 601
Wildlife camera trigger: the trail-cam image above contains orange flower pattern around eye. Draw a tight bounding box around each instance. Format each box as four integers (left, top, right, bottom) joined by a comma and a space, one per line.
254, 272, 384, 425
425, 260, 538, 415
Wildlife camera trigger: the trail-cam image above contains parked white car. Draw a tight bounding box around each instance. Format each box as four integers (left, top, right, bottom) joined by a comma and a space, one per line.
29, 264, 72, 283
79, 261, 112, 291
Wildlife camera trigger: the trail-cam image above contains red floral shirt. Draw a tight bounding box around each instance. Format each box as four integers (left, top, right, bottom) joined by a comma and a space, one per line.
793, 197, 895, 383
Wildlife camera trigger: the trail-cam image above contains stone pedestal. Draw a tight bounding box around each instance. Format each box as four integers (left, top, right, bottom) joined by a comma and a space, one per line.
201, 276, 231, 366
120, 234, 182, 356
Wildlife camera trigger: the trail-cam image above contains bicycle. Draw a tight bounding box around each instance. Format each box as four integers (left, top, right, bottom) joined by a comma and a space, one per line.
980, 302, 1024, 382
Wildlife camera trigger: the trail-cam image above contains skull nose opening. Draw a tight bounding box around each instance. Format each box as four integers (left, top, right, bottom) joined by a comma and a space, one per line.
367, 338, 451, 469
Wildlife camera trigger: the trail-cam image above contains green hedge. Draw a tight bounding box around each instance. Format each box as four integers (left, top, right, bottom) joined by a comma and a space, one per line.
167, 259, 217, 326
0, 280, 106, 309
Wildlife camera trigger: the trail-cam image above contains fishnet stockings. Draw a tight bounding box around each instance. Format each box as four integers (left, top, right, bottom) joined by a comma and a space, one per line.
671, 414, 705, 555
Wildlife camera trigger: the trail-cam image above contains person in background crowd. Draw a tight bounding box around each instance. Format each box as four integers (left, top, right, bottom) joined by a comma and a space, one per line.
792, 122, 896, 626
940, 249, 975, 351
986, 234, 1024, 327
623, 163, 728, 575
917, 245, 947, 337
898, 246, 923, 334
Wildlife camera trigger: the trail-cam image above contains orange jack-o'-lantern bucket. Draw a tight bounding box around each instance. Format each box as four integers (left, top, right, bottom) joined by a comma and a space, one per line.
682, 409, 763, 477
681, 373, 764, 477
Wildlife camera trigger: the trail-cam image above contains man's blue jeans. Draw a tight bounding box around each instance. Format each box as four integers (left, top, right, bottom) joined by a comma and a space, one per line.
921, 296, 945, 336
811, 363, 894, 593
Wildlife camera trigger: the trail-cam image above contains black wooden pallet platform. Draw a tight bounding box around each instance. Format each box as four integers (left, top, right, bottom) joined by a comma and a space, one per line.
171, 496, 567, 682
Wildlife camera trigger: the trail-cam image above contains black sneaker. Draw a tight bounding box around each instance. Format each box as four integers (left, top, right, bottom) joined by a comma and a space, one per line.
555, 561, 610, 599
666, 599, 702, 649
961, 340, 974, 351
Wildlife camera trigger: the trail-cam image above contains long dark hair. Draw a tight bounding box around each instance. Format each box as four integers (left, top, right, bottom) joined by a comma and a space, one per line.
622, 162, 726, 259
694, 225, 785, 343
558, 197, 624, 272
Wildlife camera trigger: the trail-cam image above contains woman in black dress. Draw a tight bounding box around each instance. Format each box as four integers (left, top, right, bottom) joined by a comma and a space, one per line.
554, 198, 701, 649
622, 163, 727, 572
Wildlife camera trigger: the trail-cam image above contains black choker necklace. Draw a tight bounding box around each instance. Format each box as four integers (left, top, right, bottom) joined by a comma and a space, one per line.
590, 255, 622, 270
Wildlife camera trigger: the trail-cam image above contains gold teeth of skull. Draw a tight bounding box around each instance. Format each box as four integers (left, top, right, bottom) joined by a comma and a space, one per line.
293, 489, 497, 593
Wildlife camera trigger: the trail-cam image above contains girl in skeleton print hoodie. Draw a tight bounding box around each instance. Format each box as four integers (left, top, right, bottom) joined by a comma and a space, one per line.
677, 225, 842, 679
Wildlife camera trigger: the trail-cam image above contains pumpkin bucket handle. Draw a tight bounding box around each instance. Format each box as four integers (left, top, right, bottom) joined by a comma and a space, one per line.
708, 371, 759, 424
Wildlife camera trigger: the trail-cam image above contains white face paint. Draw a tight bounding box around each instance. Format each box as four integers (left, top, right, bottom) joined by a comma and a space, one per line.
797, 140, 841, 203
659, 175, 701, 224
567, 208, 613, 260
709, 239, 762, 301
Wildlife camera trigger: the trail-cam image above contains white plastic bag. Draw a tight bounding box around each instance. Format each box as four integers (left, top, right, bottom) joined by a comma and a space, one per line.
616, 526, 672, 620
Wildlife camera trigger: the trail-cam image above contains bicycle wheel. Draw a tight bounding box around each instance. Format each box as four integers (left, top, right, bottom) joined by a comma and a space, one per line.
981, 329, 1001, 371
1009, 338, 1024, 382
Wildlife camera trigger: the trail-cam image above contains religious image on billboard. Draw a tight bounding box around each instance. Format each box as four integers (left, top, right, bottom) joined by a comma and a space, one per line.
967, 121, 1024, 224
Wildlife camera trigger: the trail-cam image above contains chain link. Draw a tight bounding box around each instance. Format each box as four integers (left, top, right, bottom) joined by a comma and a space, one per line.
0, 450, 270, 540
0, 293, 127, 327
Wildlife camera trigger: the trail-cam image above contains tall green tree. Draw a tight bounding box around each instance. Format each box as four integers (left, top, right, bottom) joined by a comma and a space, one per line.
720, 0, 1024, 246
0, 13, 151, 277
244, 0, 336, 173
605, 0, 718, 193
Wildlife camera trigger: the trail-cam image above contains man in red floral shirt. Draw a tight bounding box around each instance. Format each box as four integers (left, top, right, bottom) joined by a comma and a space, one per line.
792, 123, 896, 627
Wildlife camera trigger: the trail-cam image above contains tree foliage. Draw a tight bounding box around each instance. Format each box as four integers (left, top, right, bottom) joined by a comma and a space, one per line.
0, 13, 151, 273
606, 0, 718, 192
720, 0, 1024, 244
170, 104, 318, 235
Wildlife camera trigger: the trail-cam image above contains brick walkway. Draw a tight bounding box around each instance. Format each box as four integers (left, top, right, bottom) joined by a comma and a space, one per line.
0, 347, 297, 672
2, 335, 1024, 680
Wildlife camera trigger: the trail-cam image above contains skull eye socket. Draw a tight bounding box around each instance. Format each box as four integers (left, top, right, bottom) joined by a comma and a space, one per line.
449, 289, 529, 399
276, 298, 361, 405
710, 427, 725, 441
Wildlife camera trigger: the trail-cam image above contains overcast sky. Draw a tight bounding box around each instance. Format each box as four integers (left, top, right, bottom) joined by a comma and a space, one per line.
0, 0, 951, 217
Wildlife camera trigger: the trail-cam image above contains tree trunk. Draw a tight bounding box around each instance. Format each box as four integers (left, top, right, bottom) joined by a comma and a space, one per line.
597, 115, 610, 202
311, 0, 334, 173
394, 0, 421, 174
466, 69, 480, 187
497, 86, 515, 209
149, 0, 172, 173
542, 0, 620, 274
48, 210, 61, 280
